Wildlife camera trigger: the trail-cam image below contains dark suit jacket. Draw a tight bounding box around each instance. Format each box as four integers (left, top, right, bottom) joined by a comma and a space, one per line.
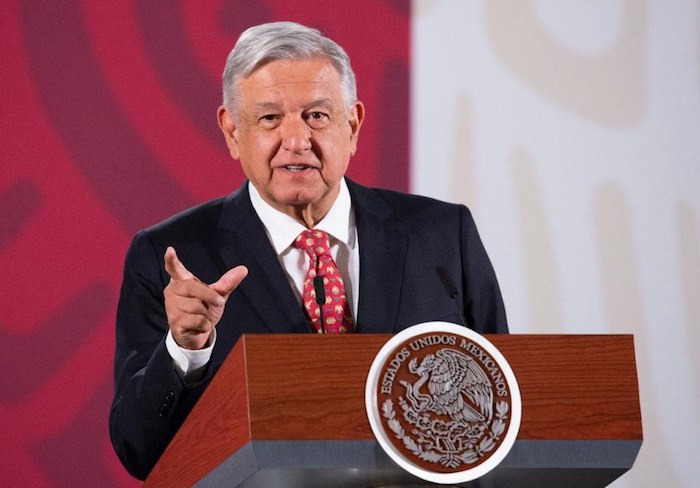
110, 179, 507, 479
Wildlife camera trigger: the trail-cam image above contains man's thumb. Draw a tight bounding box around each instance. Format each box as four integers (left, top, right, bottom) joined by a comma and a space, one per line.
212, 265, 248, 298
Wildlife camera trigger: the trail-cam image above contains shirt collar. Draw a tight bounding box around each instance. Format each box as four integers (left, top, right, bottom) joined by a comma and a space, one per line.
248, 178, 355, 255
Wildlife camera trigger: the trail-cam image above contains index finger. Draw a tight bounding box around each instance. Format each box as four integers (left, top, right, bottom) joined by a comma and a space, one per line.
164, 246, 195, 281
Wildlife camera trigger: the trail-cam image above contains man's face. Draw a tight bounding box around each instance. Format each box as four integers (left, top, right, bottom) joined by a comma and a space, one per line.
218, 57, 364, 225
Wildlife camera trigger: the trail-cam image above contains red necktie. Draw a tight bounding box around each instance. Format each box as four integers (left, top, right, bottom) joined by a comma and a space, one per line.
294, 229, 354, 334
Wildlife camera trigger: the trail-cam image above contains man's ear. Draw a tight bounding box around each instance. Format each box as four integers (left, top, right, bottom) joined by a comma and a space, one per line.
217, 106, 240, 160
348, 101, 365, 156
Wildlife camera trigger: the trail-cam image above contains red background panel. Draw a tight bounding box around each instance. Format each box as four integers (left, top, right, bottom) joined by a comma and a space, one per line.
0, 1, 409, 485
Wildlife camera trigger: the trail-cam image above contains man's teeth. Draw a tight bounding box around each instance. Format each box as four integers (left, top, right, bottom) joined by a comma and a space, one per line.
285, 165, 308, 171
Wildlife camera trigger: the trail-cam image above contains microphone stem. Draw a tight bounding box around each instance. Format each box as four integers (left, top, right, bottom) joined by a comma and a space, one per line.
318, 303, 326, 334
436, 266, 470, 329
314, 256, 327, 334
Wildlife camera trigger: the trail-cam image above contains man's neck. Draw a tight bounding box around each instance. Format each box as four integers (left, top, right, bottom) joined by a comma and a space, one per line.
267, 188, 341, 229
248, 178, 353, 255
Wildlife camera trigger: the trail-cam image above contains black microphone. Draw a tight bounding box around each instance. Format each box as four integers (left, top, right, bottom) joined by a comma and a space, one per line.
436, 266, 469, 329
313, 257, 327, 334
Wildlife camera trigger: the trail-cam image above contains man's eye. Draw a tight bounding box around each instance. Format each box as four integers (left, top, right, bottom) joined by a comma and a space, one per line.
305, 111, 329, 127
259, 114, 281, 127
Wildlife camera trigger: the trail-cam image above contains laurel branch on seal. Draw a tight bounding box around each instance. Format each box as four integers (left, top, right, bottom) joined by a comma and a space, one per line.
383, 399, 442, 463
382, 398, 509, 468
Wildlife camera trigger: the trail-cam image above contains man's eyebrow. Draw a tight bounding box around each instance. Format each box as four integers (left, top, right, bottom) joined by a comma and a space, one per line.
252, 102, 281, 112
303, 98, 333, 110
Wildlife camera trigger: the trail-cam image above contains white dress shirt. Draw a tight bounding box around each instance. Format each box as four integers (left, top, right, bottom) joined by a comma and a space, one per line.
166, 179, 360, 377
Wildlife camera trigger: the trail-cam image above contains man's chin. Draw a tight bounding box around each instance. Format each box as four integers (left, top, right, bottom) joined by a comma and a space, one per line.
268, 188, 339, 223
266, 192, 317, 212
272, 186, 326, 207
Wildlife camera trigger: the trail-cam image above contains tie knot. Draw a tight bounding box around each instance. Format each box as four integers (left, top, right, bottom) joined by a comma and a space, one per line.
294, 229, 331, 257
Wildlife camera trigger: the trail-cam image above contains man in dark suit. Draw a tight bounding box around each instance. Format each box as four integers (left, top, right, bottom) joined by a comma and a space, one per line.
110, 21, 507, 480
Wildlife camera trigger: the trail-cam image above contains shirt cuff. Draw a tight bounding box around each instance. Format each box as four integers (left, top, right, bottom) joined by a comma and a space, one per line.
165, 329, 216, 378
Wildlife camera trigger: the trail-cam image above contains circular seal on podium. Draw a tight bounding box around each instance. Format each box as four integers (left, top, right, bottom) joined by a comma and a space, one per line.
365, 322, 521, 484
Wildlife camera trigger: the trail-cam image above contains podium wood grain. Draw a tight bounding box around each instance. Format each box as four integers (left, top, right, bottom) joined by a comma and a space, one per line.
144, 334, 641, 486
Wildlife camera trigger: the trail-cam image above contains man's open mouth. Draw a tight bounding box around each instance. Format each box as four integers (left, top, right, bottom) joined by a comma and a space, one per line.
284, 165, 313, 172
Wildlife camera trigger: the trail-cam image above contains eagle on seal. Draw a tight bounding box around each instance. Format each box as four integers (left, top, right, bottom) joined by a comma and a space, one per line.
401, 348, 493, 423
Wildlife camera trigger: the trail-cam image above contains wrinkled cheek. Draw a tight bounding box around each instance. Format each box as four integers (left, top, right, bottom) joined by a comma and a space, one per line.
240, 154, 273, 184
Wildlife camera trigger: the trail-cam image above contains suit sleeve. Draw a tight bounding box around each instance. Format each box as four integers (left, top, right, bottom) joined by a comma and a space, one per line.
109, 231, 211, 480
459, 206, 509, 334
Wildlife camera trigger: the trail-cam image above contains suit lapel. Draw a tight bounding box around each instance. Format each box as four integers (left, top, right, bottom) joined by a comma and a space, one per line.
217, 184, 309, 334
348, 180, 407, 333
215, 180, 408, 335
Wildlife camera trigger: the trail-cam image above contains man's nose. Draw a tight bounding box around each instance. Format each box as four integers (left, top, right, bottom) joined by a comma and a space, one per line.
280, 117, 312, 152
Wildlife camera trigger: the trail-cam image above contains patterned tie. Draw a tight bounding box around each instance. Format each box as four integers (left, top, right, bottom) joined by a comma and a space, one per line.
294, 229, 354, 334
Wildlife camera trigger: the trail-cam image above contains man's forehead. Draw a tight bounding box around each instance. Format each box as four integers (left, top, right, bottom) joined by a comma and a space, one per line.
242, 57, 340, 86
237, 60, 344, 107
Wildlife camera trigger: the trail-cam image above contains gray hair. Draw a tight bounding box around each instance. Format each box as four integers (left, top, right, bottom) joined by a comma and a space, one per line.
222, 21, 357, 112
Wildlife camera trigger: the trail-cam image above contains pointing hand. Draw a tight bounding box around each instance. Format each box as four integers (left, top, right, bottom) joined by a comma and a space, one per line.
163, 247, 248, 350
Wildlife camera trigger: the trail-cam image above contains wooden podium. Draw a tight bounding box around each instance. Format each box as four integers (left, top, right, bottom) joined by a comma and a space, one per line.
144, 334, 642, 487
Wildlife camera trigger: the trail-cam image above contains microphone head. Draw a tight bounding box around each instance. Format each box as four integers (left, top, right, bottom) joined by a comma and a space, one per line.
436, 266, 470, 329
313, 275, 326, 306
436, 266, 459, 298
